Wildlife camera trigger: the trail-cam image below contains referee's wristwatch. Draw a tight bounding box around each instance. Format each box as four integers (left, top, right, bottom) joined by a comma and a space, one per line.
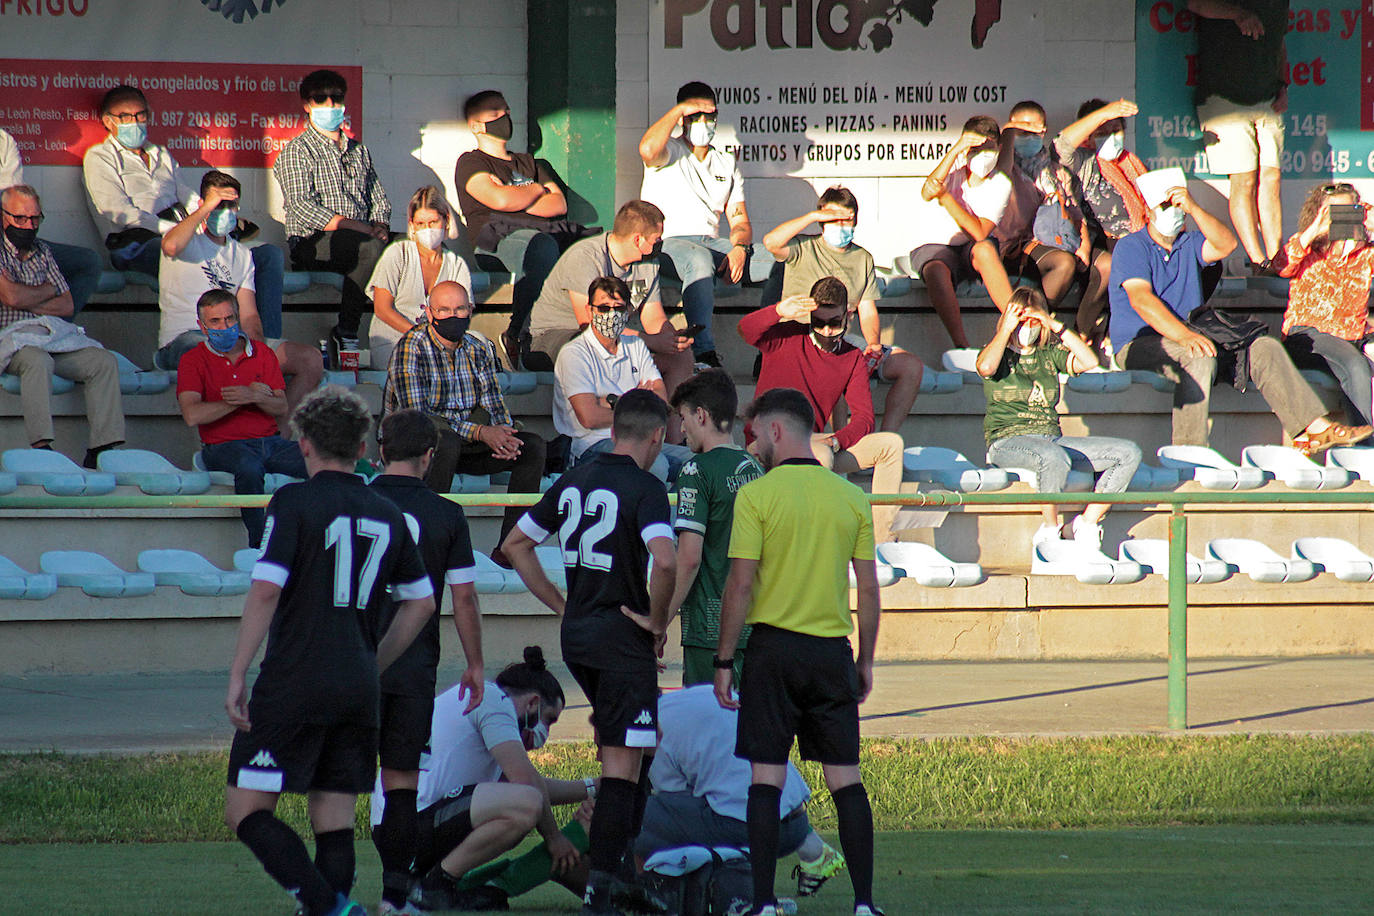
712, 655, 735, 670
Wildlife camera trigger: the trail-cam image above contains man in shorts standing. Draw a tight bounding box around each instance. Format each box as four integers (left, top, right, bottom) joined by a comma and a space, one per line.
368, 408, 485, 914
223, 387, 435, 916
666, 368, 762, 687
501, 389, 678, 915
715, 387, 884, 916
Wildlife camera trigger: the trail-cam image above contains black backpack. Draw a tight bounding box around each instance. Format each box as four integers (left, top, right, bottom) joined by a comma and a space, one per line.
643, 847, 754, 916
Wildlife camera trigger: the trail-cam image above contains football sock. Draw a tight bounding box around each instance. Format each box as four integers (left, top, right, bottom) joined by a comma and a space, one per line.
832, 783, 875, 907
486, 820, 589, 897
373, 788, 419, 904
746, 783, 783, 908
630, 756, 653, 840
588, 776, 636, 874
236, 810, 336, 916
313, 828, 355, 896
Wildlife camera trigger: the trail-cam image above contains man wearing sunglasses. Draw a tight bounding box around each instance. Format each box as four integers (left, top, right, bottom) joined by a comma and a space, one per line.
274, 69, 392, 368
0, 185, 125, 466
739, 276, 904, 544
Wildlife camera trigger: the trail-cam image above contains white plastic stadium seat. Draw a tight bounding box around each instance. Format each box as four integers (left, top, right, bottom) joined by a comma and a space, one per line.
0, 555, 58, 600
940, 348, 981, 380
97, 448, 212, 495
138, 549, 251, 596
472, 553, 525, 594
1241, 445, 1351, 490
848, 551, 903, 588
111, 351, 172, 395
1325, 447, 1374, 481
1118, 538, 1231, 584
902, 446, 1012, 492
40, 550, 157, 597
1205, 538, 1318, 583
1128, 464, 1182, 491
1031, 541, 1145, 584
1, 448, 117, 496
1291, 537, 1374, 583
1156, 445, 1266, 490
876, 542, 985, 587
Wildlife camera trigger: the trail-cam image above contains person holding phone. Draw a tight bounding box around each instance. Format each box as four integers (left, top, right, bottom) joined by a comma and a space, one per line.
1277, 183, 1374, 426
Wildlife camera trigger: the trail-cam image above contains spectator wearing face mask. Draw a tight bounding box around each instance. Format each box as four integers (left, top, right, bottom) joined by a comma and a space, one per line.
383, 280, 546, 564
82, 85, 283, 322
1276, 183, 1374, 427
157, 170, 322, 424
1108, 170, 1371, 455
909, 116, 1017, 348
639, 81, 774, 369
740, 276, 904, 544
366, 186, 472, 370
274, 69, 392, 368
551, 276, 692, 483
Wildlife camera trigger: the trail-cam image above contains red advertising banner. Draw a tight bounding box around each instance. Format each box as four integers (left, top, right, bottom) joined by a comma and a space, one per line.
0, 59, 363, 168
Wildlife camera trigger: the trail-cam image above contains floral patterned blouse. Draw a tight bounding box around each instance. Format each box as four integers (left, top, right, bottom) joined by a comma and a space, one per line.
1277, 234, 1374, 340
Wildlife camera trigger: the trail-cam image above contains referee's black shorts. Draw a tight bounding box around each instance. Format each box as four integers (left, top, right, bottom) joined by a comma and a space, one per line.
736, 623, 860, 767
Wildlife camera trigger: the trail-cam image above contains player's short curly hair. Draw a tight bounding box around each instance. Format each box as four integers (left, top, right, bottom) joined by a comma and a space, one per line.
291, 386, 372, 462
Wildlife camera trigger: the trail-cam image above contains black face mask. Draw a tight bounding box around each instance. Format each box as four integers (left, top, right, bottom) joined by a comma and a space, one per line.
4, 225, 37, 251
485, 113, 513, 141
649, 239, 663, 259
431, 315, 471, 342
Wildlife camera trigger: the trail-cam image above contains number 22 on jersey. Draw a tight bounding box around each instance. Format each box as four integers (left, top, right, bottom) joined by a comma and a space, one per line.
557, 487, 619, 572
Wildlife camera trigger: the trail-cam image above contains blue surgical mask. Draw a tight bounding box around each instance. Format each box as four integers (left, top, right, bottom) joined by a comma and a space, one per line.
822, 224, 854, 248
206, 324, 241, 353
1014, 135, 1044, 159
206, 207, 238, 238
310, 105, 346, 132
115, 122, 147, 150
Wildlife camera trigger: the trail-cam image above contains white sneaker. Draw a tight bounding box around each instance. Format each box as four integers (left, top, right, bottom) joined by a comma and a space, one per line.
1032, 522, 1063, 546
1071, 515, 1103, 549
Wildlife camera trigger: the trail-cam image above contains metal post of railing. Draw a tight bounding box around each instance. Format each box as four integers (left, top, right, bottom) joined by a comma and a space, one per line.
1166, 506, 1189, 730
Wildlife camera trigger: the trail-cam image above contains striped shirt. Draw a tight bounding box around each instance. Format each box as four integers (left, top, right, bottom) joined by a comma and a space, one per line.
0, 236, 68, 330
382, 323, 511, 440
273, 125, 391, 239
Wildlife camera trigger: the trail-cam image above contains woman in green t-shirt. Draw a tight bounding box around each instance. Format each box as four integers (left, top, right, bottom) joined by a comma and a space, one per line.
977, 288, 1141, 551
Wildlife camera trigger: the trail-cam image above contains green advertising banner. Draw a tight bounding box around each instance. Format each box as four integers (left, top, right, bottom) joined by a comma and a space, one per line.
1134, 0, 1371, 178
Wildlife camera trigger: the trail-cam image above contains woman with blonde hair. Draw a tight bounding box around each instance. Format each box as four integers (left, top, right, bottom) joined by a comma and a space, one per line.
367, 185, 473, 368
978, 287, 1141, 551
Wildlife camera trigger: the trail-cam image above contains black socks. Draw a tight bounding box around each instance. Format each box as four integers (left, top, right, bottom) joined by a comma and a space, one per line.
588, 776, 636, 873
236, 809, 336, 916
746, 782, 783, 908
373, 788, 419, 904
833, 782, 875, 907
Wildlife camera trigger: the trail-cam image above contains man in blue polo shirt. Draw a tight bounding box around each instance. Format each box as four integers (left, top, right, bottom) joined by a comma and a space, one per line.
1108, 170, 1369, 455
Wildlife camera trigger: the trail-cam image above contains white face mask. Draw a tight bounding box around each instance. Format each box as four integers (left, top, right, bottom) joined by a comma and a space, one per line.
1016, 324, 1039, 349
687, 119, 716, 147
413, 226, 444, 251
1150, 205, 1187, 238
1095, 131, 1125, 161
969, 150, 999, 178
526, 720, 549, 749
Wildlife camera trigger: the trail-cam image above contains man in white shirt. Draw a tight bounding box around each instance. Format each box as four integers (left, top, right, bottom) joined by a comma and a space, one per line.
1, 127, 103, 315
157, 170, 321, 418
82, 85, 284, 332
639, 81, 772, 369
909, 115, 1018, 348
553, 276, 691, 482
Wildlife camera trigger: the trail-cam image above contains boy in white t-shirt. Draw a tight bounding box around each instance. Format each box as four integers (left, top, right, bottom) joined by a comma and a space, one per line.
908, 115, 1017, 348
157, 170, 321, 419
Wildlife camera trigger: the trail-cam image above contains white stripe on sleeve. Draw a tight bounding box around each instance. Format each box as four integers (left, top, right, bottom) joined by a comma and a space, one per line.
516, 513, 549, 543
641, 523, 674, 547
445, 565, 477, 585
394, 577, 435, 601
251, 561, 289, 587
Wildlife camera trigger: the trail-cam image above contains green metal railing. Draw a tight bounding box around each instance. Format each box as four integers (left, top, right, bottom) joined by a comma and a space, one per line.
4, 487, 1371, 731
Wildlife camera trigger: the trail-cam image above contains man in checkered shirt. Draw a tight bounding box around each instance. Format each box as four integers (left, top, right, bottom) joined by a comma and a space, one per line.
273, 68, 392, 367
0, 186, 124, 466
382, 280, 546, 566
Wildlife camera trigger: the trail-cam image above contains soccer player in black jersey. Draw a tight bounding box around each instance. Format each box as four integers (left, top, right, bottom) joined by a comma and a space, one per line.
502, 388, 677, 916
224, 387, 436, 916
368, 408, 485, 914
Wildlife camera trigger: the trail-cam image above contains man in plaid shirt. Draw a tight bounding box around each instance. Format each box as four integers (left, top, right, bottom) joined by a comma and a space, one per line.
273, 68, 392, 366
0, 186, 124, 466
382, 281, 546, 565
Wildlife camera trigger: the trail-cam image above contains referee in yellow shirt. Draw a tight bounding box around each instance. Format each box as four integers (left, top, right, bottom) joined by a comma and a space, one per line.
713, 387, 884, 916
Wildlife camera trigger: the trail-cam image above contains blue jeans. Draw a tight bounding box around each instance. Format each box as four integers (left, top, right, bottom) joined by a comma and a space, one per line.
114, 238, 285, 338
576, 437, 692, 485
154, 330, 210, 371
987, 434, 1141, 493
201, 435, 306, 547
46, 241, 103, 315
634, 790, 809, 860
1283, 326, 1373, 426
477, 228, 561, 341
659, 236, 773, 355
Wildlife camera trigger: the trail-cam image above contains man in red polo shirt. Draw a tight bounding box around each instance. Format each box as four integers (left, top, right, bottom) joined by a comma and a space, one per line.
176, 288, 306, 547
739, 275, 903, 544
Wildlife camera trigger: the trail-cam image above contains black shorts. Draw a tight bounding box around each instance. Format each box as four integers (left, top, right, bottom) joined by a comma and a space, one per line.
736, 624, 860, 767
414, 784, 478, 874
378, 691, 435, 772
227, 718, 378, 795
566, 661, 659, 749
